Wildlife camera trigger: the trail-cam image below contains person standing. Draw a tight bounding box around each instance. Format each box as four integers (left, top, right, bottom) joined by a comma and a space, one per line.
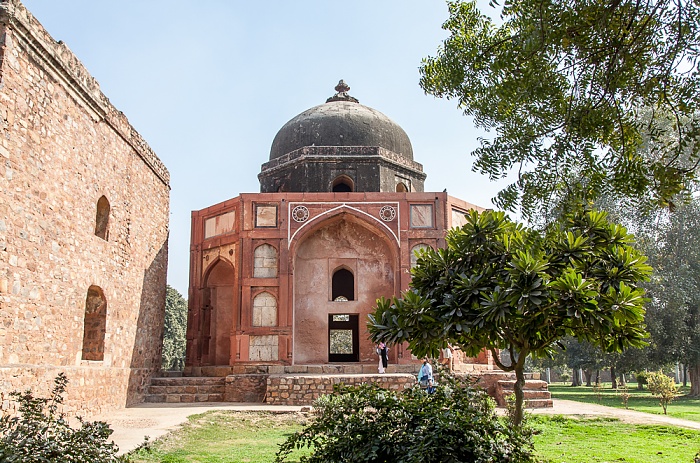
418, 357, 434, 392
377, 342, 388, 373
441, 344, 454, 373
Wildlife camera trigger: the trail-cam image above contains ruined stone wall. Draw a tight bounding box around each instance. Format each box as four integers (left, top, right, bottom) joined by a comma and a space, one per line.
0, 0, 169, 416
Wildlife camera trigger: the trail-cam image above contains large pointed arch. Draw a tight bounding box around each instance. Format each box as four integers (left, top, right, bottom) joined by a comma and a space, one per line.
199, 257, 236, 366
290, 211, 400, 365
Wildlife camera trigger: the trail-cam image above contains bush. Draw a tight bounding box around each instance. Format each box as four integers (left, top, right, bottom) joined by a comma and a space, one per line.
275, 376, 537, 463
646, 371, 678, 415
0, 373, 127, 462
635, 371, 649, 390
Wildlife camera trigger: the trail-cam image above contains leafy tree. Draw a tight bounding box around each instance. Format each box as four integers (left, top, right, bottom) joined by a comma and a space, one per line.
562, 337, 615, 386
635, 200, 700, 396
0, 374, 126, 462
369, 209, 650, 426
162, 285, 187, 371
275, 379, 537, 463
646, 371, 678, 414
420, 0, 700, 218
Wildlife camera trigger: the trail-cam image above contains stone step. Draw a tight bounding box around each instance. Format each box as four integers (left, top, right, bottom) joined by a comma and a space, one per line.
144, 393, 225, 403
497, 379, 549, 390
145, 377, 227, 403
525, 398, 553, 408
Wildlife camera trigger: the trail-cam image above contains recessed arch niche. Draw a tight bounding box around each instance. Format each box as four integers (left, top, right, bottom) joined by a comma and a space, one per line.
293, 215, 396, 364
201, 259, 236, 365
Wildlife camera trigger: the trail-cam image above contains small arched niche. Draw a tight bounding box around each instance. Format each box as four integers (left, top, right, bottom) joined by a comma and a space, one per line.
94, 196, 110, 240
252, 291, 277, 327
332, 267, 354, 301
253, 244, 278, 278
82, 285, 107, 361
396, 182, 408, 192
331, 175, 354, 192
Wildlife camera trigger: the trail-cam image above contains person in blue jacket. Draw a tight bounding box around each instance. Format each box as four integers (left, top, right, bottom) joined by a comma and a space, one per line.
418, 357, 435, 393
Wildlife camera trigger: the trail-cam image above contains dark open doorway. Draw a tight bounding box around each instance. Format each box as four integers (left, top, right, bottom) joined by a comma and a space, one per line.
328, 314, 359, 362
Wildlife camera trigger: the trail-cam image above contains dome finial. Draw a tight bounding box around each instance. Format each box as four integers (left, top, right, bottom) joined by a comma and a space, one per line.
326, 79, 359, 103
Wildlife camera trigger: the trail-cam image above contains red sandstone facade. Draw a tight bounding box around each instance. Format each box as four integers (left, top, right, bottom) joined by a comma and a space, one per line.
186, 192, 489, 373
0, 0, 169, 416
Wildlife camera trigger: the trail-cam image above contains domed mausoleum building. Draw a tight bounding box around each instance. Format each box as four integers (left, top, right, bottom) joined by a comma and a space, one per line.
183, 82, 498, 404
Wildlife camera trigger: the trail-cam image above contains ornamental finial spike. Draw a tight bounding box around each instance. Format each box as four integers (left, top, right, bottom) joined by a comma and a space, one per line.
326, 79, 359, 103
335, 80, 350, 94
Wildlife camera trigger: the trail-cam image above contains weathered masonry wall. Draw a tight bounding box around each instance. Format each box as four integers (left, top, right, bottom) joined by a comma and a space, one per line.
0, 0, 169, 416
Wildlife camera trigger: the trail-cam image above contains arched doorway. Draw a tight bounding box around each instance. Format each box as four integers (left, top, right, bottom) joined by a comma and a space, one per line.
293, 216, 396, 364
201, 259, 236, 365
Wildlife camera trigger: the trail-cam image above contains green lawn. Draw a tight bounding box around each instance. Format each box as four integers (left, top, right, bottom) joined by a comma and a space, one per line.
548, 383, 700, 423
128, 411, 310, 463
128, 410, 700, 463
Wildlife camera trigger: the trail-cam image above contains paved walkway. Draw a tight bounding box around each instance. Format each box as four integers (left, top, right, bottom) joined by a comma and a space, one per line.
100, 399, 700, 454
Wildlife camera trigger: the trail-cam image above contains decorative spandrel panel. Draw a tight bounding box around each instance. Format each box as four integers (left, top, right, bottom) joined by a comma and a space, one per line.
287, 201, 400, 247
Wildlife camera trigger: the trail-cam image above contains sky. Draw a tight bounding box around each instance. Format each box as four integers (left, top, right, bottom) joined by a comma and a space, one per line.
21, 0, 511, 296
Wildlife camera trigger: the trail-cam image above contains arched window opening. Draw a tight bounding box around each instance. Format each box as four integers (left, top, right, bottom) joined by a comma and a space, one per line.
331, 175, 354, 192
253, 244, 278, 278
82, 285, 107, 361
396, 182, 408, 192
252, 292, 277, 327
94, 196, 110, 240
332, 268, 354, 301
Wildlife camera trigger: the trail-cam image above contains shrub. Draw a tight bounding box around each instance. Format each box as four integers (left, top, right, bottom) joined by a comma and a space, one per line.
646, 371, 678, 415
275, 376, 537, 463
0, 373, 126, 462
618, 385, 631, 409
635, 371, 649, 390
559, 372, 571, 383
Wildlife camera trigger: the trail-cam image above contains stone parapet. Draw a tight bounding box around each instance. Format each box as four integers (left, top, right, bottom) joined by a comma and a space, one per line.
0, 0, 169, 186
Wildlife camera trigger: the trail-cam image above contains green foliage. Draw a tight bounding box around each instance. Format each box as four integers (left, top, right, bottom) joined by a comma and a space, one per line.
275, 378, 537, 463
635, 371, 649, 389
369, 208, 651, 425
0, 373, 126, 462
162, 285, 187, 371
420, 0, 700, 218
646, 371, 678, 415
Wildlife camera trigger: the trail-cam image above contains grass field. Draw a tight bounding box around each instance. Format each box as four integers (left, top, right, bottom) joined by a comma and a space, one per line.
548, 383, 700, 423
128, 410, 700, 463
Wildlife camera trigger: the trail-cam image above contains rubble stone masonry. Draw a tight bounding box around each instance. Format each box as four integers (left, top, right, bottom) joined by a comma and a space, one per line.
0, 0, 169, 416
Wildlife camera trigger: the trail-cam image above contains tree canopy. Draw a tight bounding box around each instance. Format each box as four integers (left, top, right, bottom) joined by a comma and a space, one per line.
634, 199, 700, 395
369, 209, 651, 424
420, 0, 700, 218
162, 285, 187, 371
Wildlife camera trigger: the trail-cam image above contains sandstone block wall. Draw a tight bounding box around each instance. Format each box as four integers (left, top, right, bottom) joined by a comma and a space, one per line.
0, 0, 169, 417
265, 374, 415, 405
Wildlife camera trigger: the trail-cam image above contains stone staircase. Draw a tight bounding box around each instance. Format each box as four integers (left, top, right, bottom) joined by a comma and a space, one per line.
494, 379, 553, 408
144, 377, 226, 403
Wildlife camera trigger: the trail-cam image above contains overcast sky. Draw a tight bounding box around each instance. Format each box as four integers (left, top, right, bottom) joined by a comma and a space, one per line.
22, 0, 511, 296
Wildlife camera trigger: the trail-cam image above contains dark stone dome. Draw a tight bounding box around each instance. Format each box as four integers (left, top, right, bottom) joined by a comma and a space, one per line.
269, 81, 414, 161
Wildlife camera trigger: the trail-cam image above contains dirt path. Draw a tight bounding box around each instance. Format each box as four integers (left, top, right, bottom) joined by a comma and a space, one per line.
531, 399, 700, 430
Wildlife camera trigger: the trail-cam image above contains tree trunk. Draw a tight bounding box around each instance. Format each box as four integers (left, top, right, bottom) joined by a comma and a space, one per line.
595, 369, 600, 385
620, 373, 626, 387
571, 368, 582, 386
683, 364, 688, 388
513, 364, 526, 427
611, 366, 618, 389
584, 369, 593, 387
689, 363, 700, 397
